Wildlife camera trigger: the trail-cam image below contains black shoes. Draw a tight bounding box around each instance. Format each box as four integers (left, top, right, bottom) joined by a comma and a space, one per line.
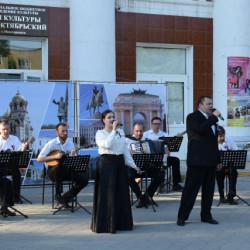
1, 207, 16, 217
177, 219, 185, 226
201, 218, 219, 224
173, 184, 184, 191
54, 193, 65, 204
219, 196, 227, 203
136, 195, 149, 208
228, 196, 238, 205
14, 197, 23, 204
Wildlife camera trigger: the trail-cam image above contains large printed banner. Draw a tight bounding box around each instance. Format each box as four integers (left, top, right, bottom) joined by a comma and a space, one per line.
0, 81, 73, 184
227, 57, 250, 127
0, 81, 167, 183
78, 82, 167, 178
79, 82, 166, 135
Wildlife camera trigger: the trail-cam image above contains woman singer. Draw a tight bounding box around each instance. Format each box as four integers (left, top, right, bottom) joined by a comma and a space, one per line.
91, 109, 141, 234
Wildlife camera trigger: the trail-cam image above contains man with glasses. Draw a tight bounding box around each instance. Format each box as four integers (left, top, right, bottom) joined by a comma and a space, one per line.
143, 117, 183, 191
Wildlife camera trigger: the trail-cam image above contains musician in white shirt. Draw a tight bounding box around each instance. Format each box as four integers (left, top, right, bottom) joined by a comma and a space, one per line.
37, 123, 88, 206
216, 126, 238, 205
143, 117, 183, 191
126, 123, 165, 208
0, 121, 28, 205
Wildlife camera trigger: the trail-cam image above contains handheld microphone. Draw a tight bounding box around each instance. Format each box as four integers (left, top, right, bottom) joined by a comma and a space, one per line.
112, 120, 123, 126
212, 108, 224, 121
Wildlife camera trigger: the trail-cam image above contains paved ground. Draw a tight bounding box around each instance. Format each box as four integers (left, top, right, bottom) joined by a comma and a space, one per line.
1, 162, 250, 250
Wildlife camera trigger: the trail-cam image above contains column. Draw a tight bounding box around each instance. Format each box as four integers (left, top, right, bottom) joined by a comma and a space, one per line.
213, 0, 250, 138
70, 0, 116, 82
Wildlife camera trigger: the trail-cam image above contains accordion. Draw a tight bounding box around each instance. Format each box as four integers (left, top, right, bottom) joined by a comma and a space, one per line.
130, 140, 151, 154
130, 140, 164, 154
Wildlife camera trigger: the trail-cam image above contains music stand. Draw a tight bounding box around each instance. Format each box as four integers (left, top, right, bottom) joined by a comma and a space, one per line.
10, 151, 32, 204
158, 136, 183, 192
159, 136, 183, 152
53, 155, 91, 215
0, 151, 30, 218
132, 153, 164, 212
217, 150, 250, 206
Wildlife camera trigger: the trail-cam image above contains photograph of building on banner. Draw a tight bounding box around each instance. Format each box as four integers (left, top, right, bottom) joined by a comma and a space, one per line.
0, 81, 54, 184
227, 98, 250, 127
79, 82, 167, 179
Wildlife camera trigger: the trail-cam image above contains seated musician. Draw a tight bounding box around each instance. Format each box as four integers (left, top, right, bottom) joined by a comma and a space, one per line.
0, 176, 16, 216
143, 117, 183, 191
126, 123, 165, 208
216, 126, 238, 205
37, 123, 88, 206
0, 121, 28, 204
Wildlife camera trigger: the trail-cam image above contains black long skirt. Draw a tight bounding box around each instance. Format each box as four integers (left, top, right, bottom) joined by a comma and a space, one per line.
91, 154, 133, 233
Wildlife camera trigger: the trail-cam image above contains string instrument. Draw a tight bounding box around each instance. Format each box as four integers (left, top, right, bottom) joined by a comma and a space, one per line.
176, 130, 186, 137
242, 143, 250, 150
17, 137, 35, 151
1, 137, 35, 152
46, 144, 93, 167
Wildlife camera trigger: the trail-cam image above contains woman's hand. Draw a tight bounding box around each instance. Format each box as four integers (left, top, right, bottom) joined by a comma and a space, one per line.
112, 120, 118, 130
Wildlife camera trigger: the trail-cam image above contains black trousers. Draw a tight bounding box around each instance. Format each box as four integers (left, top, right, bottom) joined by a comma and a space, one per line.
178, 165, 216, 221
128, 167, 165, 198
168, 156, 181, 185
47, 165, 89, 202
0, 176, 14, 207
5, 168, 21, 199
216, 168, 238, 197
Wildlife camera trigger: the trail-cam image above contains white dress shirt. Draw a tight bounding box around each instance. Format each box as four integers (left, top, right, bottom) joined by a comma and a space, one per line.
96, 128, 136, 169
0, 135, 22, 151
218, 136, 238, 151
38, 137, 75, 158
143, 129, 169, 140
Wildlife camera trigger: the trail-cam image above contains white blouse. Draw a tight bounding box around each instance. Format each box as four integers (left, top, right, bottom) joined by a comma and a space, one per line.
95, 128, 136, 169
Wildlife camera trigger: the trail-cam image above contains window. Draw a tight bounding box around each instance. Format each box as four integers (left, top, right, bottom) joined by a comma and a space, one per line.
0, 39, 42, 70
0, 37, 47, 80
167, 82, 184, 124
136, 47, 186, 75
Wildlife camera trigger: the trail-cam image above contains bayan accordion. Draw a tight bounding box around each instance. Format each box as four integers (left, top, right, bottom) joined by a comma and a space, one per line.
130, 140, 164, 154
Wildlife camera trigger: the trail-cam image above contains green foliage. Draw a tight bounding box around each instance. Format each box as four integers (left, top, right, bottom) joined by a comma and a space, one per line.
8, 55, 17, 69
0, 40, 10, 57
41, 124, 56, 129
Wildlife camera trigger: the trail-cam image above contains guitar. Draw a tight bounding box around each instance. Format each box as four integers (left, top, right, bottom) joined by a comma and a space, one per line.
17, 137, 35, 151
242, 143, 250, 150
0, 137, 35, 152
46, 144, 93, 167
176, 130, 187, 137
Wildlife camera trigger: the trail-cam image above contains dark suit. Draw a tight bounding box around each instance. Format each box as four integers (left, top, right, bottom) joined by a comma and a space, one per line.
178, 110, 221, 221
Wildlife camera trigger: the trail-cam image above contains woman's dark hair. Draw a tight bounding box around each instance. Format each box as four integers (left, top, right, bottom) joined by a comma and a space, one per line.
101, 109, 114, 125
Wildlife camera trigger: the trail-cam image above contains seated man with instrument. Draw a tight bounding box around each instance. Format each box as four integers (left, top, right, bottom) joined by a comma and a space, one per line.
0, 176, 16, 216
0, 121, 29, 204
216, 126, 238, 205
143, 117, 184, 191
37, 123, 88, 206
126, 123, 165, 208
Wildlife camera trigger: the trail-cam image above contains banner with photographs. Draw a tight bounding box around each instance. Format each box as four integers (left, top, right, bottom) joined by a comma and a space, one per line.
0, 81, 167, 184
78, 82, 167, 178
227, 57, 250, 127
0, 81, 55, 184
